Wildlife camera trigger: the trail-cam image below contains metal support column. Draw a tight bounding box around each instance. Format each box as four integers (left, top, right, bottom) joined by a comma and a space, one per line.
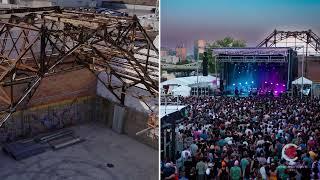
40, 26, 46, 76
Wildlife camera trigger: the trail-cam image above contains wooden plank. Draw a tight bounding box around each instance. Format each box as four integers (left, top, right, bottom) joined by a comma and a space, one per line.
0, 69, 9, 81
42, 15, 99, 29
0, 65, 8, 71
0, 96, 10, 105
16, 64, 38, 72
0, 86, 10, 105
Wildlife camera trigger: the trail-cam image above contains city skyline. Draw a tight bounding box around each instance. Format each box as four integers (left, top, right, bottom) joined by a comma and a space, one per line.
161, 0, 320, 52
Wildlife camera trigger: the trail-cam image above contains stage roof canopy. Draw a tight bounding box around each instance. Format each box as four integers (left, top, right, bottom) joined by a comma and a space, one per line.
161, 75, 219, 88
292, 77, 313, 85
172, 85, 192, 97
212, 47, 292, 56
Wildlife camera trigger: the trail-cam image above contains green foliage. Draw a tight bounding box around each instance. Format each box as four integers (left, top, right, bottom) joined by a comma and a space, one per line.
206, 51, 215, 74
186, 55, 194, 63
199, 53, 204, 61
210, 36, 246, 48
176, 61, 188, 65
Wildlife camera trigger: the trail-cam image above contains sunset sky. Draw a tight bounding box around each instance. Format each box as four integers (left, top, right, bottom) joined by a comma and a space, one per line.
161, 0, 320, 53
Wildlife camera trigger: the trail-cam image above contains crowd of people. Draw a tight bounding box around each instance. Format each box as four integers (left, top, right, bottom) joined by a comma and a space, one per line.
161, 96, 320, 180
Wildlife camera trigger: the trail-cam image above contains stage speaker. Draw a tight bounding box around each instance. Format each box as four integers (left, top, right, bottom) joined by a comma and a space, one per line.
220, 80, 224, 91
203, 52, 208, 76
163, 85, 169, 94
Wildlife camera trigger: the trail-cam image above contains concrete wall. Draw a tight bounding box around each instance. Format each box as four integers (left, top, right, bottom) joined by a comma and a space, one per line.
0, 3, 24, 8
123, 105, 158, 149
0, 0, 52, 7
94, 97, 115, 128
0, 67, 98, 143
0, 96, 95, 143
96, 72, 158, 114
18, 0, 52, 7
94, 96, 158, 149
0, 95, 157, 149
50, 0, 97, 8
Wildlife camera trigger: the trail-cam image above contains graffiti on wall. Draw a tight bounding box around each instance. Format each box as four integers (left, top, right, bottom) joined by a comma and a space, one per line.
0, 97, 93, 143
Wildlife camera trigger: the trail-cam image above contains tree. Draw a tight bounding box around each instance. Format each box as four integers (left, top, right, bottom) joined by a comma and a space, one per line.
210, 36, 246, 48
207, 37, 246, 74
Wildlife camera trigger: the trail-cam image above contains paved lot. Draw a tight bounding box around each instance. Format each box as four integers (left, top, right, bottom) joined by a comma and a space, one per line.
0, 123, 158, 180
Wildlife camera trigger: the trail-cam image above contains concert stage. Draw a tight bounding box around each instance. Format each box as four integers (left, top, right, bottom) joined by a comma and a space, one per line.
213, 47, 298, 96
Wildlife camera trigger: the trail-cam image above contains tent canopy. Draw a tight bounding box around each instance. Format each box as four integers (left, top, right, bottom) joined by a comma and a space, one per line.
172, 85, 191, 97
161, 75, 220, 87
292, 77, 313, 85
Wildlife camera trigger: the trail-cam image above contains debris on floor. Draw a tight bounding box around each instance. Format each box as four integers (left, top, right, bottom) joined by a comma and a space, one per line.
2, 129, 84, 160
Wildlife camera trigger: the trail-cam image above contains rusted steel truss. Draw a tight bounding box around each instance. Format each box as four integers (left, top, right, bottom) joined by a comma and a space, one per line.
257, 29, 320, 52
257, 29, 320, 79
0, 7, 159, 126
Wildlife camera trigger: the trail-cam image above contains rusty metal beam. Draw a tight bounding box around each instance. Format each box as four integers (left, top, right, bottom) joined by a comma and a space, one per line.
0, 6, 60, 15
257, 29, 320, 52
0, 8, 159, 126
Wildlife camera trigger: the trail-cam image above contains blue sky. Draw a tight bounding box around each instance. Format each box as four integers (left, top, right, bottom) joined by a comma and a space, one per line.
161, 0, 320, 52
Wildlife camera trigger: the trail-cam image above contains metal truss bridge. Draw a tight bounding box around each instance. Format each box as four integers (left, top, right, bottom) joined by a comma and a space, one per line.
161, 62, 201, 72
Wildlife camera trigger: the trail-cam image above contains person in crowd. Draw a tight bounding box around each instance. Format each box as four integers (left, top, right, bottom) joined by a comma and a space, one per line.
161, 96, 320, 180
162, 162, 178, 180
196, 157, 207, 180
218, 161, 229, 180
230, 160, 241, 180
311, 156, 320, 180
276, 160, 288, 180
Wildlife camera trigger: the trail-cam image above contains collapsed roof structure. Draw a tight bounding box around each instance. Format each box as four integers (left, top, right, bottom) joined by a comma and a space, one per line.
0, 6, 159, 126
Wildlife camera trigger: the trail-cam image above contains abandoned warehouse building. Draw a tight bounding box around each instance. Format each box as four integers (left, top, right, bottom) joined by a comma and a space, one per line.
0, 6, 159, 179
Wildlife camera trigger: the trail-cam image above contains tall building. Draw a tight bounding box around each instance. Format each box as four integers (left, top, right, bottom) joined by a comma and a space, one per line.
176, 44, 187, 62
160, 48, 168, 57
161, 55, 179, 64
194, 40, 206, 60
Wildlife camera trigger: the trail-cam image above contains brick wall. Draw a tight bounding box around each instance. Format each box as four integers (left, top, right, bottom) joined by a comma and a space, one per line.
28, 68, 97, 107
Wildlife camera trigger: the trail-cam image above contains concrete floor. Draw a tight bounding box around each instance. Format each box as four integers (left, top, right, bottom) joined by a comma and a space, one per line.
0, 123, 159, 180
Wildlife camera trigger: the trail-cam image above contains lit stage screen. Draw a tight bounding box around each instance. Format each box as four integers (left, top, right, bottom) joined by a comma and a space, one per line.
224, 62, 287, 95
213, 47, 298, 96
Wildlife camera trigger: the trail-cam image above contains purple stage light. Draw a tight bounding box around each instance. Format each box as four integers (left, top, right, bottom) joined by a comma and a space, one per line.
265, 81, 267, 84
271, 83, 273, 85
276, 83, 279, 86
282, 84, 285, 87
275, 91, 278, 93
